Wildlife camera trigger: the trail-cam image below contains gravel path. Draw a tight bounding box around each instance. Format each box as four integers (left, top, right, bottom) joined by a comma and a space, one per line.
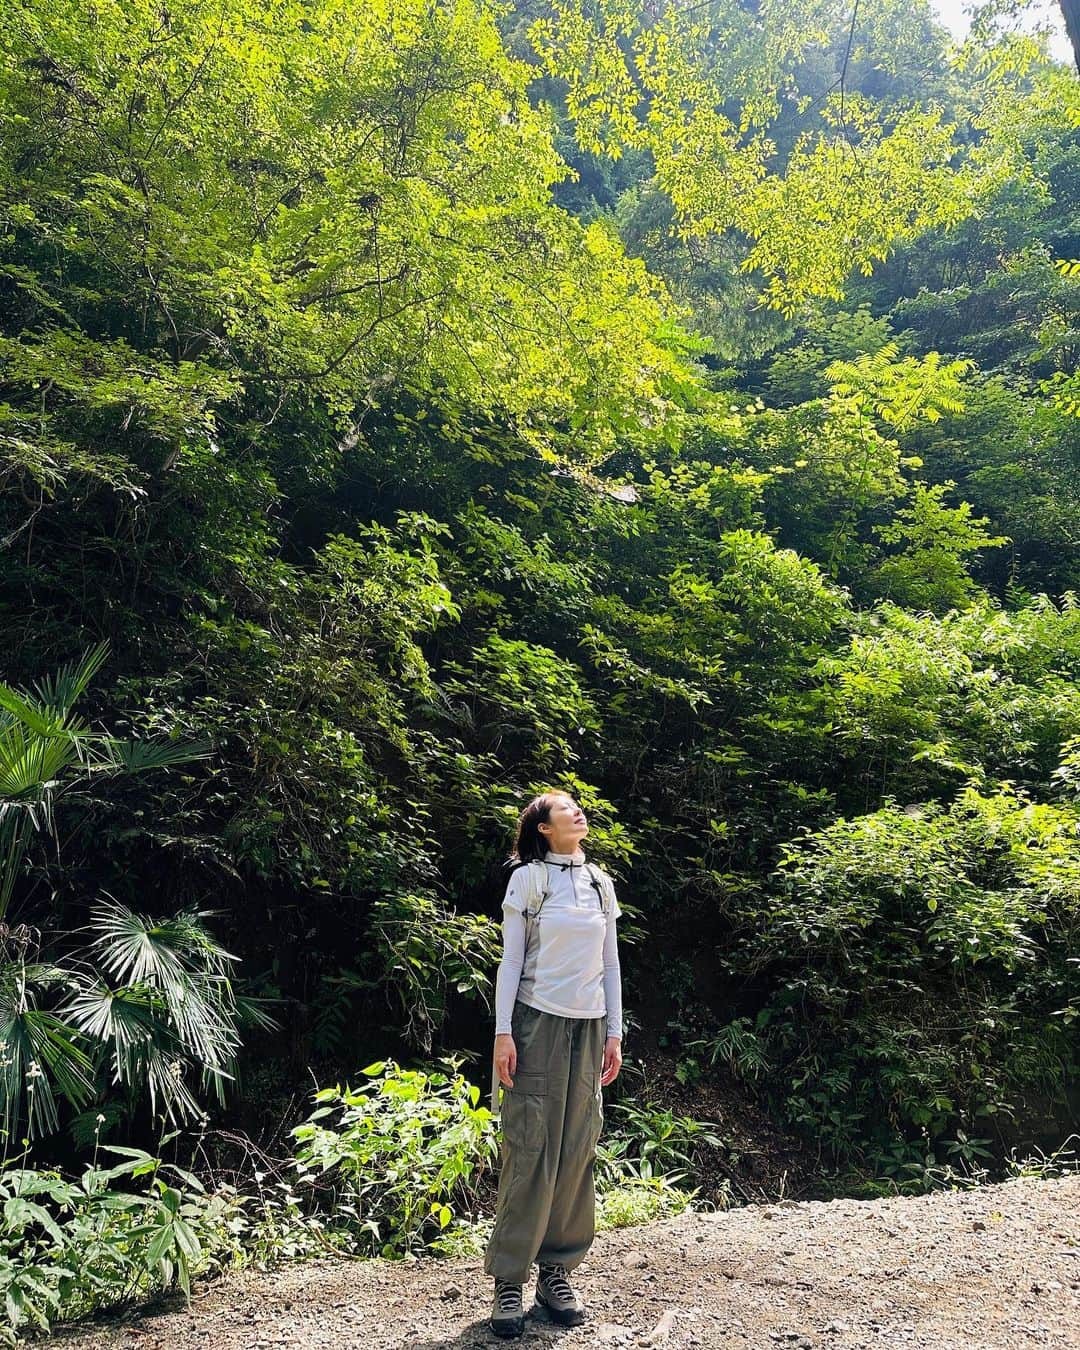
51, 1174, 1080, 1349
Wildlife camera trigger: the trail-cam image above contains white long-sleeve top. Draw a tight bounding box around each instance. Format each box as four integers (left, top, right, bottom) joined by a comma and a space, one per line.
493, 849, 623, 1040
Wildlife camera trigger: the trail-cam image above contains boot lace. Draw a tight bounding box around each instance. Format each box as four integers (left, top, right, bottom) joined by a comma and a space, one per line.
495, 1279, 522, 1313
539, 1263, 574, 1301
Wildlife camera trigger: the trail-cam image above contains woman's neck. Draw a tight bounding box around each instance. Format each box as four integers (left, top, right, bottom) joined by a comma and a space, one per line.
544, 841, 586, 860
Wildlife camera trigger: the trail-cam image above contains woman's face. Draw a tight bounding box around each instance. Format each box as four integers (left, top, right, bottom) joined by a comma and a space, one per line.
541, 794, 588, 846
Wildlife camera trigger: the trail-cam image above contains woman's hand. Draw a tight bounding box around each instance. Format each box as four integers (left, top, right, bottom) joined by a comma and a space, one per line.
600, 1036, 622, 1087
494, 1032, 517, 1088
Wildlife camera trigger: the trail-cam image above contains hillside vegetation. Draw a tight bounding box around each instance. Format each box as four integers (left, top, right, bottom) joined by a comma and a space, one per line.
0, 0, 1078, 1338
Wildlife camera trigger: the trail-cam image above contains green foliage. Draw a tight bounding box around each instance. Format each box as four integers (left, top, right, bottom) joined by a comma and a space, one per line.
0, 0, 1079, 1188
0, 643, 203, 919
528, 0, 1019, 314
367, 894, 501, 1053
740, 779, 1080, 1161
595, 1176, 695, 1228
0, 651, 237, 1143
815, 596, 1080, 800
0, 0, 698, 469
443, 636, 601, 773
0, 1146, 240, 1345
597, 1101, 723, 1188
1, 894, 260, 1144
291, 1060, 498, 1257
871, 481, 1009, 611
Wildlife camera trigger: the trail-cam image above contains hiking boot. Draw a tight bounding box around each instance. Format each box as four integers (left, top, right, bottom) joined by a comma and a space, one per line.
535, 1263, 585, 1326
490, 1279, 525, 1338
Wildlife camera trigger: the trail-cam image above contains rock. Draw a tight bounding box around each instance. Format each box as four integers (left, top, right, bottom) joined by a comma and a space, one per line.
48, 1171, 1080, 1349
638, 1308, 678, 1344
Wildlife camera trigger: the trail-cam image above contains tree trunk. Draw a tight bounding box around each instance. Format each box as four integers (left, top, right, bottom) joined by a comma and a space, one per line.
1061, 0, 1080, 73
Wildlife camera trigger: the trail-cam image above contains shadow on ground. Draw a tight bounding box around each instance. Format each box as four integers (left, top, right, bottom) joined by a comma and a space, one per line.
411, 1302, 571, 1348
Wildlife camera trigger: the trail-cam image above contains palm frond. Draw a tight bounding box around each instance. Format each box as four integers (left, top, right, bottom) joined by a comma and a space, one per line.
114, 736, 211, 772
233, 992, 282, 1033
89, 900, 238, 983
0, 718, 74, 797
64, 980, 206, 1124
161, 970, 241, 1068
27, 641, 111, 719
67, 902, 246, 1123
0, 812, 35, 920
0, 989, 95, 1140
61, 974, 169, 1051
87, 900, 188, 986
62, 975, 208, 1121
0, 684, 69, 740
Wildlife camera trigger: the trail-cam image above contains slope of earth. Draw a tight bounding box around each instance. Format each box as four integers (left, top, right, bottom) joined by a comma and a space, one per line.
47, 1173, 1080, 1349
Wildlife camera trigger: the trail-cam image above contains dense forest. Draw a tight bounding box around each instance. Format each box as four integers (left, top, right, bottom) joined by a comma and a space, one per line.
1, 0, 1079, 1334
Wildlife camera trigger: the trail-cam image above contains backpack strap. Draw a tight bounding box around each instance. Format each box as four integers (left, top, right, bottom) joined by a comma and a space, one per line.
518, 859, 614, 961
493, 860, 547, 1117
584, 862, 614, 916
522, 859, 549, 952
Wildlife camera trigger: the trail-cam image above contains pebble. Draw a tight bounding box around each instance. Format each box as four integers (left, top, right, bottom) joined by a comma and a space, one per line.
45, 1175, 1080, 1349
638, 1308, 678, 1344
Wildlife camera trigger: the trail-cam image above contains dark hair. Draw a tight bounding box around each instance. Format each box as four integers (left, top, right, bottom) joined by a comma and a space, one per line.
508, 791, 568, 865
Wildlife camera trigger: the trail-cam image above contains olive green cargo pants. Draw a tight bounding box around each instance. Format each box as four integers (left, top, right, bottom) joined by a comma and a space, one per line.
484, 1000, 607, 1285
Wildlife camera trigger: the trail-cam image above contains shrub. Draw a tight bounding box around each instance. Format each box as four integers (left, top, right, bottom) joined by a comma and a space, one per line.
291, 1059, 498, 1257
596, 1177, 695, 1229
597, 1100, 723, 1188
0, 1146, 240, 1345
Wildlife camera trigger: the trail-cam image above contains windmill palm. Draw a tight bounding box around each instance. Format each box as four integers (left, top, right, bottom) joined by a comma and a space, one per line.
0, 642, 199, 919
0, 643, 272, 1143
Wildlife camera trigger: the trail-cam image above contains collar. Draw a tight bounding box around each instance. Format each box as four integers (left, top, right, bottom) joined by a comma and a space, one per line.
544, 848, 587, 867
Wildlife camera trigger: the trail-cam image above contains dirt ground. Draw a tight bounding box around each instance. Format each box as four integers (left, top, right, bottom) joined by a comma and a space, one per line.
50, 1172, 1080, 1349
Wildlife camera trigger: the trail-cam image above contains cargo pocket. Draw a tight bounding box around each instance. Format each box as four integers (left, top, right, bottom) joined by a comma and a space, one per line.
504, 1070, 547, 1155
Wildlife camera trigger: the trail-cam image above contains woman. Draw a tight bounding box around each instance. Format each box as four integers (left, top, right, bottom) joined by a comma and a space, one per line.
483, 790, 624, 1338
